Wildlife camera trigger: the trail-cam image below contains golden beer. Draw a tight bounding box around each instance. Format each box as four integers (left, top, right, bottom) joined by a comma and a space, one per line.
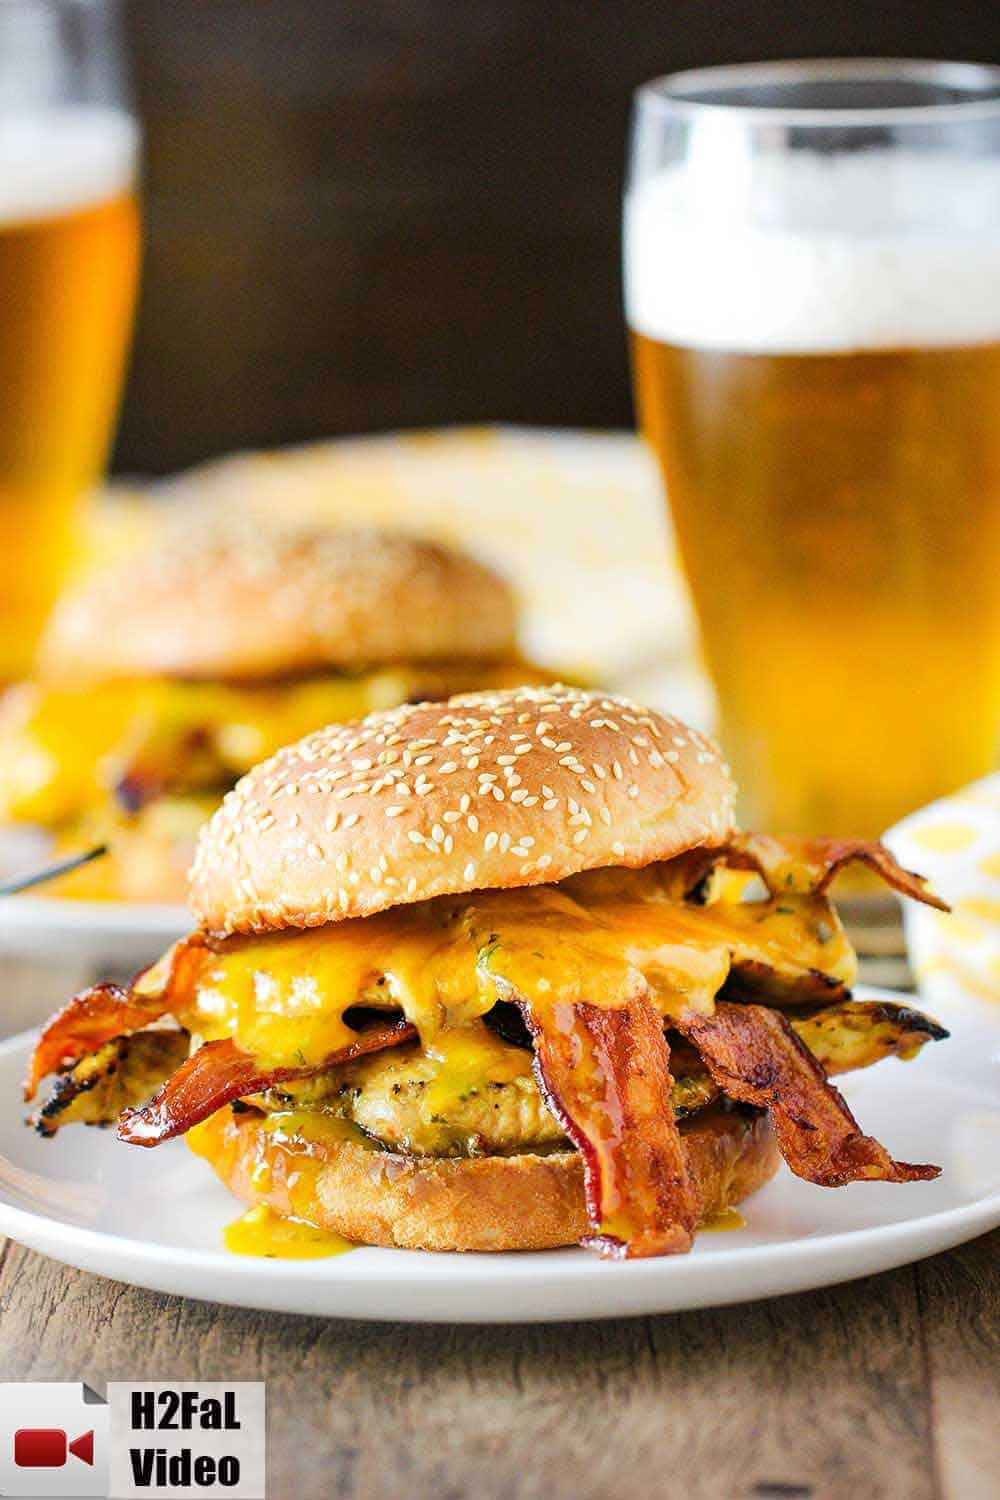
626, 61, 1000, 838
632, 335, 1000, 835
0, 112, 139, 679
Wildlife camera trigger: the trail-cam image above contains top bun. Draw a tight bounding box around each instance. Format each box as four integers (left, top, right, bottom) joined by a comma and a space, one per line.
190, 685, 736, 936
40, 524, 517, 683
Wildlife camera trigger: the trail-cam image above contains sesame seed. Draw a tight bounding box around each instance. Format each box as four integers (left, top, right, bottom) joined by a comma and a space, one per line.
385, 805, 405, 817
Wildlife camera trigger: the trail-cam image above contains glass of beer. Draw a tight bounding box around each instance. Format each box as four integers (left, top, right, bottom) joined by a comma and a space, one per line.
626, 61, 1000, 837
0, 0, 140, 679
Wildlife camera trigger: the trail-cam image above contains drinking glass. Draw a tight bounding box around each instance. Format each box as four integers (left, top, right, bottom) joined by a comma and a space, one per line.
0, 0, 140, 679
626, 60, 1000, 836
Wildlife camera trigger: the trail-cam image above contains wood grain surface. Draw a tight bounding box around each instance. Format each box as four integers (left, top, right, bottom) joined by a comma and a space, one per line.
1, 955, 998, 1500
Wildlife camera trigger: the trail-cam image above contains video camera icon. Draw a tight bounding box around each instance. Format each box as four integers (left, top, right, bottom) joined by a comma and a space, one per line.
14, 1427, 96, 1467
1, 1384, 107, 1497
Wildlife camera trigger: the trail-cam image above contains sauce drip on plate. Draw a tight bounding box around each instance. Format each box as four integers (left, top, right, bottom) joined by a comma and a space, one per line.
224, 1204, 354, 1259
701, 1207, 746, 1233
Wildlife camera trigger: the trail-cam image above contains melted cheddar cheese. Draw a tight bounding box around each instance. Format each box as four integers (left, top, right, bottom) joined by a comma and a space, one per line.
0, 659, 548, 828
168, 870, 856, 1072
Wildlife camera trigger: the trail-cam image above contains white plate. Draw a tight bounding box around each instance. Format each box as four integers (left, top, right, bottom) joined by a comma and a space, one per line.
0, 829, 188, 970
0, 890, 188, 970
0, 987, 998, 1323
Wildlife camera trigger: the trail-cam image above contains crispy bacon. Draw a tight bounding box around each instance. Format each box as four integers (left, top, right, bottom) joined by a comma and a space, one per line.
23, 938, 206, 1100
516, 994, 701, 1258
677, 1001, 939, 1186
25, 983, 172, 1100
116, 1019, 417, 1145
721, 833, 948, 911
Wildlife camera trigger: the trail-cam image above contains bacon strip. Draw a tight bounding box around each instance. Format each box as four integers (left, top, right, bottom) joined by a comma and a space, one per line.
722, 833, 948, 911
677, 1001, 939, 1186
517, 994, 701, 1258
116, 1020, 417, 1145
24, 983, 172, 1100
23, 937, 206, 1100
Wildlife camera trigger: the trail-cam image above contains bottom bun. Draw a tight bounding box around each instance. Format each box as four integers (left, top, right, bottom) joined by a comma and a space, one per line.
188, 1103, 779, 1252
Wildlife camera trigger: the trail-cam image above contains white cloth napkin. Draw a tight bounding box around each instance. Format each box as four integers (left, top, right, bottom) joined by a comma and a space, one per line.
885, 773, 1000, 1010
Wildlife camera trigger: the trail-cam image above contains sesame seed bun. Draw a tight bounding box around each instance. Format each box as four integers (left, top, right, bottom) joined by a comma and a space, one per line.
40, 525, 517, 684
189, 686, 736, 936
192, 1102, 777, 1252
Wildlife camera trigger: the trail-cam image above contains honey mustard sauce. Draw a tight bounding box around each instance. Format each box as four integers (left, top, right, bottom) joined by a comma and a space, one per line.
701, 1207, 746, 1232
223, 1204, 354, 1259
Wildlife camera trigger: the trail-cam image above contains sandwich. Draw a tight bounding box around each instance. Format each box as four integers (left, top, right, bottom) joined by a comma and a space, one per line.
25, 685, 948, 1257
0, 523, 544, 902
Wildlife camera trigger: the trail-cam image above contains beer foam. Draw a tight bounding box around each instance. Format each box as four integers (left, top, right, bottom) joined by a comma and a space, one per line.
625, 152, 1000, 352
0, 108, 138, 225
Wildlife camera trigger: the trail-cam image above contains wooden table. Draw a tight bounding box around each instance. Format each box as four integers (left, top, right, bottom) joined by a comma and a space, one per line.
2, 954, 998, 1500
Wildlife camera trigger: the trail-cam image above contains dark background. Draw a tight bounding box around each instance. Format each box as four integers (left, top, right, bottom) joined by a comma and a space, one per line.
115, 0, 1000, 475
